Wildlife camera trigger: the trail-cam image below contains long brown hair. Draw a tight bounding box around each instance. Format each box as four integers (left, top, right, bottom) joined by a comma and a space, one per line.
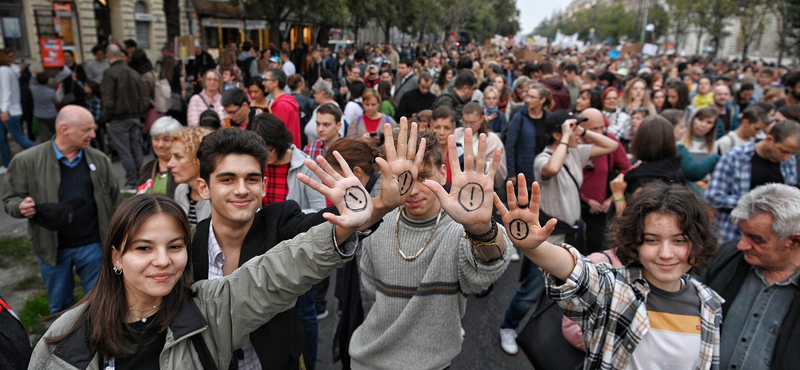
45, 194, 194, 358
325, 138, 380, 177
681, 106, 718, 154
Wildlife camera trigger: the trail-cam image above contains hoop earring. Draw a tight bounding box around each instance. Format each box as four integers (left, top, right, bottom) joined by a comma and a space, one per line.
113, 266, 122, 275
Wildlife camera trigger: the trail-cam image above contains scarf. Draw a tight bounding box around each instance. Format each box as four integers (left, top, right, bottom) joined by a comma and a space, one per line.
483, 104, 500, 118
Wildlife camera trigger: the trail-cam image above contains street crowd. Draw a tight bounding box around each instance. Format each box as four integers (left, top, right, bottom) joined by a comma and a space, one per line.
1, 36, 800, 370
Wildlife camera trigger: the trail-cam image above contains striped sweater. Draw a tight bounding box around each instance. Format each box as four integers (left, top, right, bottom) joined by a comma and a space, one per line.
349, 208, 512, 369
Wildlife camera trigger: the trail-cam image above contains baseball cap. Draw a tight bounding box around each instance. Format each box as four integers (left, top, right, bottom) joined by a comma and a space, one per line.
543, 110, 588, 137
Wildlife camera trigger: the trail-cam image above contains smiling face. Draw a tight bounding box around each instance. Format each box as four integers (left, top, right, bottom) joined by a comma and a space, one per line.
151, 133, 173, 162
638, 213, 692, 292
198, 154, 265, 226
111, 214, 188, 306
167, 141, 200, 184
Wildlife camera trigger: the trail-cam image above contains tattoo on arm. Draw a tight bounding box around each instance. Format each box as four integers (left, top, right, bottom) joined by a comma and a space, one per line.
458, 182, 484, 212
344, 186, 368, 212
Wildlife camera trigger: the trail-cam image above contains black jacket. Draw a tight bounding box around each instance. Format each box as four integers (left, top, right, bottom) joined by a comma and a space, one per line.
623, 155, 685, 194
699, 240, 800, 370
100, 60, 145, 122
191, 201, 331, 369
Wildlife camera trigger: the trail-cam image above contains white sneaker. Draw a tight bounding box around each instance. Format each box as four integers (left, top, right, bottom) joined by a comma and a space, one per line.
510, 248, 520, 262
0, 166, 7, 175
500, 328, 518, 355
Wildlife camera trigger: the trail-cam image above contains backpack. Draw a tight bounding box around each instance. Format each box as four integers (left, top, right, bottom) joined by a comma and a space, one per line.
154, 78, 172, 113
237, 56, 256, 85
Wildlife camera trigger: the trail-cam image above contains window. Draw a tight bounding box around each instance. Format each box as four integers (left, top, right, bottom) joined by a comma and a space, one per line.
134, 1, 150, 49
0, 1, 29, 57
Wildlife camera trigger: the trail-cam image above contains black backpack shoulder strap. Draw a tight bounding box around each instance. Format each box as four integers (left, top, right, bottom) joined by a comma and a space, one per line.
562, 164, 582, 193
190, 333, 216, 370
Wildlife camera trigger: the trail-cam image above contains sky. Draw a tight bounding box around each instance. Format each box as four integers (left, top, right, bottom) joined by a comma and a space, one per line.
517, 0, 574, 36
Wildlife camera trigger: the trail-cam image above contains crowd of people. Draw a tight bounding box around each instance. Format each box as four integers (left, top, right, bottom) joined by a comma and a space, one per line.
1, 36, 800, 370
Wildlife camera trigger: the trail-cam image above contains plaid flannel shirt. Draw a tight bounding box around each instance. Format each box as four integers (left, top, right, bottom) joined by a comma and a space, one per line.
705, 142, 797, 243
545, 245, 724, 370
303, 139, 327, 160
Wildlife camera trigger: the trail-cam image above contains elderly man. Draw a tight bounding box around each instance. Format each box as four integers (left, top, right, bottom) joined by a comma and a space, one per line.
701, 184, 800, 370
2, 105, 121, 314
706, 119, 800, 243
712, 84, 739, 138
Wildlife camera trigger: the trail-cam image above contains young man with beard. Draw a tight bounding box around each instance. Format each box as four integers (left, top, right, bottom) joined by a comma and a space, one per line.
190, 121, 423, 370
348, 129, 513, 369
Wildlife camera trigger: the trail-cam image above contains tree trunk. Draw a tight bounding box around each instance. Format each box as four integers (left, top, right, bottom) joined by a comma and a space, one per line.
270, 22, 281, 46
318, 26, 330, 47
384, 22, 392, 43
695, 31, 703, 55
164, 0, 181, 41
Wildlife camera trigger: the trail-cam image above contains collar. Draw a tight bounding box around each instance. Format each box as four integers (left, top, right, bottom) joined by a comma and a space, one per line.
753, 265, 800, 287
208, 221, 226, 270
52, 141, 84, 166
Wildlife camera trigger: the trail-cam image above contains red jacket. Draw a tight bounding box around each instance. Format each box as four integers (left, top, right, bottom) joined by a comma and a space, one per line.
272, 94, 303, 148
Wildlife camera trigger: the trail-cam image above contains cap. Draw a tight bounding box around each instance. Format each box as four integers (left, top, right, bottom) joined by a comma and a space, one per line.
543, 110, 588, 136
617, 67, 629, 76
268, 56, 280, 63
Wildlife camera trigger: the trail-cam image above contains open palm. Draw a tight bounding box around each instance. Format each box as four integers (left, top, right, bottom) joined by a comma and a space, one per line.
424, 129, 501, 233
493, 174, 557, 251
298, 151, 373, 229
374, 118, 426, 209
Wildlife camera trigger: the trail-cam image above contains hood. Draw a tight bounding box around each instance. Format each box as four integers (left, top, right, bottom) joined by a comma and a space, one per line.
274, 93, 299, 109
541, 77, 567, 92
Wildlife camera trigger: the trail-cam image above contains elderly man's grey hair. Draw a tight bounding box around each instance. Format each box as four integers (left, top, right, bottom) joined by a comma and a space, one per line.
731, 183, 800, 240
149, 116, 183, 137
312, 79, 335, 99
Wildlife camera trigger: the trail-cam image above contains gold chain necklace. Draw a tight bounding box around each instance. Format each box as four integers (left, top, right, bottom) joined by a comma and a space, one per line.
395, 208, 442, 261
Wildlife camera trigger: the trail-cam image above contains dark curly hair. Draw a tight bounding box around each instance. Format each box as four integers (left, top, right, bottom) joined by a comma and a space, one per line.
609, 182, 717, 268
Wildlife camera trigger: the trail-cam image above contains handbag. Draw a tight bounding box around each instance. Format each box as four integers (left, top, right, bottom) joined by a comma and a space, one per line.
517, 292, 585, 370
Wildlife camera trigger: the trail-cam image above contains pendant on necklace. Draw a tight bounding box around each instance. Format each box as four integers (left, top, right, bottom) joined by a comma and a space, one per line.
141, 317, 147, 323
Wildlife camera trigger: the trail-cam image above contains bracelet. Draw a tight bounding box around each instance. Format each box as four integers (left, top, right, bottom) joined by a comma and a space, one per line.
580, 127, 587, 137
558, 141, 569, 147
464, 221, 498, 243
613, 196, 626, 202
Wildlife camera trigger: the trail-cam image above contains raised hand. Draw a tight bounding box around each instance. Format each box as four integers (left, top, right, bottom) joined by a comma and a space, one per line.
298, 151, 373, 230
423, 128, 501, 235
374, 117, 426, 210
493, 174, 557, 251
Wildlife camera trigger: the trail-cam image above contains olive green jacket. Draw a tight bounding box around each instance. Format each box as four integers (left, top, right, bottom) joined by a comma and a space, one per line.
2, 141, 121, 266
28, 223, 357, 370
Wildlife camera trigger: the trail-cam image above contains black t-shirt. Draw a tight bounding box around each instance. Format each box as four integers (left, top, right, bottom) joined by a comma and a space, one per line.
115, 313, 167, 370
751, 151, 783, 189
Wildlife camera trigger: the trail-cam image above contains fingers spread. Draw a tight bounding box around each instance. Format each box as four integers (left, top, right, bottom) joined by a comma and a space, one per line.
396, 118, 408, 160
333, 151, 354, 178
493, 193, 509, 217
383, 122, 397, 162
463, 128, 474, 173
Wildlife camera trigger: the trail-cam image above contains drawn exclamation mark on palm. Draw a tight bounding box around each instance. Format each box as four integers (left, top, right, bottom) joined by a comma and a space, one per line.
516, 221, 521, 237
470, 187, 475, 207
349, 192, 362, 204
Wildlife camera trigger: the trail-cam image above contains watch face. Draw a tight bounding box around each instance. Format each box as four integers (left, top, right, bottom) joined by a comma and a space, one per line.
458, 182, 484, 212
344, 186, 368, 212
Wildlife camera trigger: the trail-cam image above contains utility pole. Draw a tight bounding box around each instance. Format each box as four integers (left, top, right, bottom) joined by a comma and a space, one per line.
639, 0, 650, 44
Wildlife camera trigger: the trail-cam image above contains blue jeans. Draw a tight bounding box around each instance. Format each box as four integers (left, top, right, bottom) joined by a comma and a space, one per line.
501, 260, 545, 329
37, 243, 103, 314
297, 287, 318, 370
0, 114, 36, 167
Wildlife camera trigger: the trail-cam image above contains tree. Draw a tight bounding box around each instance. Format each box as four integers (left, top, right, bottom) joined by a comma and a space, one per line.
665, 0, 692, 48
346, 0, 377, 45
238, 0, 346, 45
736, 0, 769, 61
706, 0, 736, 57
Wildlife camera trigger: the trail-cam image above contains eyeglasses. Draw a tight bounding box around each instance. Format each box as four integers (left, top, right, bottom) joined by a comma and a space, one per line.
225, 105, 245, 115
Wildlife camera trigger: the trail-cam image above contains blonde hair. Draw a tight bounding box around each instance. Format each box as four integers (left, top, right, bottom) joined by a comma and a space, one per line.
620, 78, 656, 115
361, 88, 381, 105
172, 127, 213, 167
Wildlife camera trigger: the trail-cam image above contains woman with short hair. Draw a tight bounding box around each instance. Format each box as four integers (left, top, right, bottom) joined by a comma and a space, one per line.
138, 116, 183, 197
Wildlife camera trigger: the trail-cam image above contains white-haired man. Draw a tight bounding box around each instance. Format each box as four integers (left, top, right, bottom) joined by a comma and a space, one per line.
701, 184, 800, 370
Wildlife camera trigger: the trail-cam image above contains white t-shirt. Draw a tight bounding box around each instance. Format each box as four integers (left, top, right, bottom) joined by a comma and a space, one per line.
534, 144, 593, 245
282, 61, 296, 76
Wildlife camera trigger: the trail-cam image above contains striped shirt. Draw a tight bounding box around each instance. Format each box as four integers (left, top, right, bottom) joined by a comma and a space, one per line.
207, 221, 262, 370
546, 244, 724, 370
187, 196, 198, 226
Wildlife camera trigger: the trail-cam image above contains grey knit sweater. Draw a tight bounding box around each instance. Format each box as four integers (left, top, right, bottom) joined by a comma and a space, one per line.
349, 207, 512, 369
